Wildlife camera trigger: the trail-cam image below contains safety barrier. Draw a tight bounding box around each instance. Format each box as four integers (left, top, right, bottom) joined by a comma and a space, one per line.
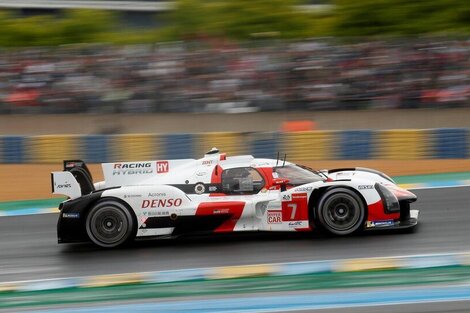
0, 128, 469, 163
283, 131, 337, 161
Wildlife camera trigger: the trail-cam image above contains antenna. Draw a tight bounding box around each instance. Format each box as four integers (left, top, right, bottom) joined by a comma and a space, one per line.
282, 154, 287, 167
275, 152, 280, 167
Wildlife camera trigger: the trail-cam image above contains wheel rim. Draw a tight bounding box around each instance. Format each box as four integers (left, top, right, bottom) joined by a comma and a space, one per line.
322, 193, 362, 232
89, 207, 128, 245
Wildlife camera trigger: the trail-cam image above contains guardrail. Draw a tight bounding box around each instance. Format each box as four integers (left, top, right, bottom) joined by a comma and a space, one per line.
0, 128, 468, 163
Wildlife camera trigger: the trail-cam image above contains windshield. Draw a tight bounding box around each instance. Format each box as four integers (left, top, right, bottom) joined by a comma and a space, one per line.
273, 164, 325, 186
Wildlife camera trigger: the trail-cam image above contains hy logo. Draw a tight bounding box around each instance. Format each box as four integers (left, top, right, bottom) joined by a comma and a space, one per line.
156, 161, 169, 173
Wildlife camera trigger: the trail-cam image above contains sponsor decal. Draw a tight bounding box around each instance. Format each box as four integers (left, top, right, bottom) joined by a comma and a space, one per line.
202, 160, 214, 165
294, 186, 313, 192
123, 194, 141, 199
208, 186, 217, 192
213, 209, 230, 214
156, 161, 169, 173
288, 221, 303, 227
141, 198, 182, 208
282, 194, 292, 201
148, 192, 167, 197
256, 162, 271, 166
56, 183, 72, 189
196, 171, 207, 177
358, 185, 374, 190
114, 163, 151, 169
113, 162, 153, 175
63, 212, 80, 218
143, 211, 170, 217
366, 220, 394, 228
267, 210, 282, 224
291, 193, 308, 200
194, 183, 206, 194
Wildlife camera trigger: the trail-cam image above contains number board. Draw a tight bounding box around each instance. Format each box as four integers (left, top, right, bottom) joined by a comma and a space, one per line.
281, 193, 309, 221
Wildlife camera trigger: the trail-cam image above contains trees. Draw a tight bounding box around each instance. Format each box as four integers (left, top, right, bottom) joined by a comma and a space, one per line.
0, 0, 469, 47
167, 0, 317, 39
0, 10, 116, 47
164, 0, 470, 40
333, 0, 470, 36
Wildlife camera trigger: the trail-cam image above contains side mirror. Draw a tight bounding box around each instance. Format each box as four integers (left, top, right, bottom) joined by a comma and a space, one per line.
272, 178, 290, 192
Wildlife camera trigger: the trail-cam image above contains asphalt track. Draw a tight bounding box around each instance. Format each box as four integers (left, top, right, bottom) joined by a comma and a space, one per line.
0, 187, 469, 283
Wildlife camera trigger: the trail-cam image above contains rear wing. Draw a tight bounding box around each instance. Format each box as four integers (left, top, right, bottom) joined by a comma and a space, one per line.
51, 171, 81, 199
51, 160, 95, 200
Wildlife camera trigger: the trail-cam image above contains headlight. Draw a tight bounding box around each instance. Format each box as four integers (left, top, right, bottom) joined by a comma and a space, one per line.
375, 183, 399, 213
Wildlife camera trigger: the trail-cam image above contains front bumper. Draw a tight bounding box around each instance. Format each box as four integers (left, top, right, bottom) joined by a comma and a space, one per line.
365, 209, 419, 230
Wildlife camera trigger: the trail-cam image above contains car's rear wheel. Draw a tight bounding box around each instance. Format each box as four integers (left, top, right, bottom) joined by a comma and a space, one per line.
316, 188, 365, 235
86, 200, 135, 248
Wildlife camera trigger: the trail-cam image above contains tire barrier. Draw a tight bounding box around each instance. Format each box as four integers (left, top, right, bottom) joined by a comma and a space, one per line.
0, 128, 468, 164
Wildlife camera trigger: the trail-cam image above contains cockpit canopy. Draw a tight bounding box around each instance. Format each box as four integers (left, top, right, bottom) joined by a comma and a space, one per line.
273, 165, 324, 186
221, 167, 265, 194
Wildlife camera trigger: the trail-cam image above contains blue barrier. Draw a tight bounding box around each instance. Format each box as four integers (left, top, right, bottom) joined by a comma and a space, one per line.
1, 136, 26, 164
1, 128, 470, 164
163, 134, 194, 159
251, 133, 280, 159
432, 128, 468, 159
340, 130, 374, 159
83, 135, 109, 163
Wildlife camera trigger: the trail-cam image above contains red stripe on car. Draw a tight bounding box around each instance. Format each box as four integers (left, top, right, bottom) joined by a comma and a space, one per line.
195, 201, 245, 233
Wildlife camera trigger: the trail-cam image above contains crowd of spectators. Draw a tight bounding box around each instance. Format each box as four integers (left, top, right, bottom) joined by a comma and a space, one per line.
0, 38, 469, 114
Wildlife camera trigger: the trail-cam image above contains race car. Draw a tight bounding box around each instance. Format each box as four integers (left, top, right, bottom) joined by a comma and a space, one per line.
51, 148, 419, 248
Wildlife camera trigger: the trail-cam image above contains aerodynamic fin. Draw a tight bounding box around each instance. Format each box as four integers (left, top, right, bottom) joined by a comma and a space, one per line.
51, 171, 82, 199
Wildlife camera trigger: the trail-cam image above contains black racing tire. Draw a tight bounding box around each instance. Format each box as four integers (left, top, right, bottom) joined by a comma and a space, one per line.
316, 188, 366, 236
86, 200, 135, 248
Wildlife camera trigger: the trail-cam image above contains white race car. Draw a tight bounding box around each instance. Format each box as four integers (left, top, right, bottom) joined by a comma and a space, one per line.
52, 148, 418, 248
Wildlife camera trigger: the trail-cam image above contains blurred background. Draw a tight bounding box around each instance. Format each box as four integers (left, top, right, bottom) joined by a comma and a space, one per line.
0, 0, 469, 200
1, 1, 470, 312
0, 0, 469, 115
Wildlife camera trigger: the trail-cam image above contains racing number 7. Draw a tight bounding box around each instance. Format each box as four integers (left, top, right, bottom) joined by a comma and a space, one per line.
288, 203, 297, 220
281, 193, 308, 222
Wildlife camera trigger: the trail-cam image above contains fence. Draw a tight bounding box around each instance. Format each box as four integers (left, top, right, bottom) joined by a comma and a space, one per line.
0, 128, 468, 163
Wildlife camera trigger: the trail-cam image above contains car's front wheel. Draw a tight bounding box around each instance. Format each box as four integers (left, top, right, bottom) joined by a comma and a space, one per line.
86, 200, 135, 248
316, 188, 366, 235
